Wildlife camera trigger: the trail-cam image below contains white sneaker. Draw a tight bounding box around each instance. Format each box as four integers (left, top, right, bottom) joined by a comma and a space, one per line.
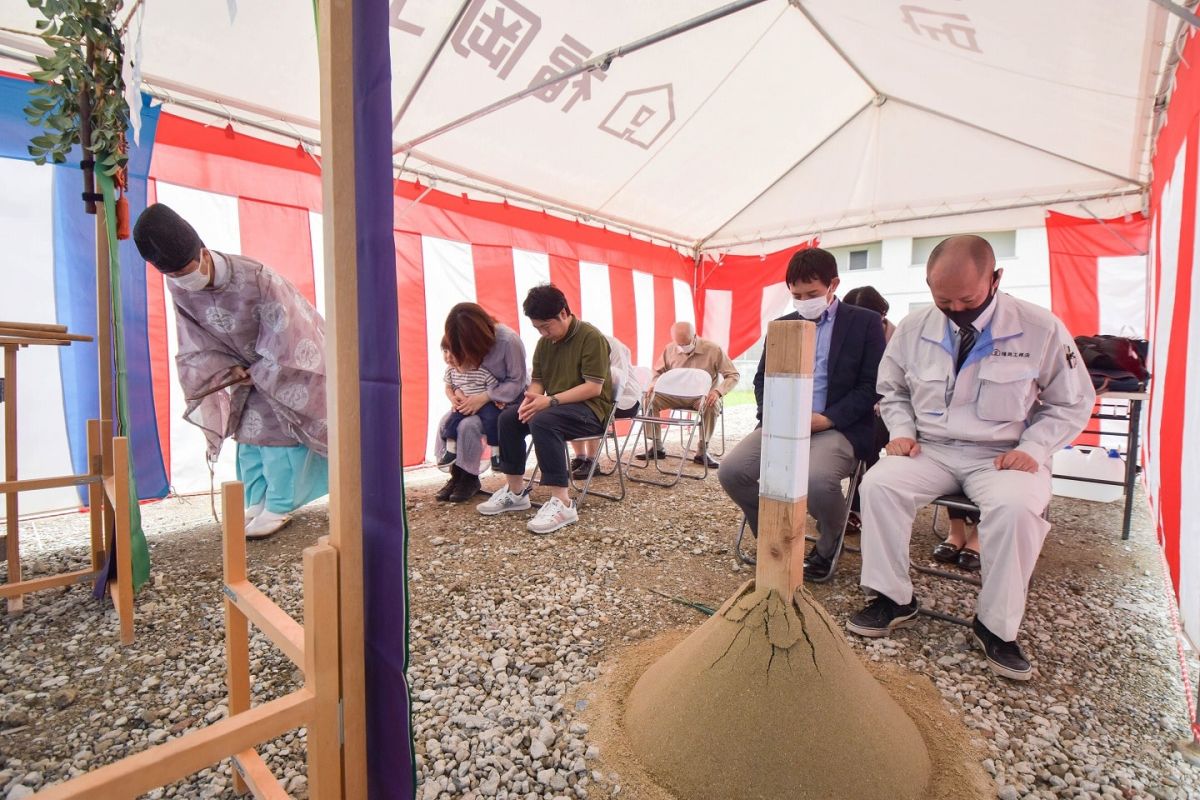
476, 487, 532, 516
245, 510, 291, 540
527, 496, 578, 535
244, 501, 265, 525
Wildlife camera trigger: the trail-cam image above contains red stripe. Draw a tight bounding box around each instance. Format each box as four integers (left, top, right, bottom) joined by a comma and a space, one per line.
549, 256, 581, 317
395, 232, 428, 466
144, 180, 171, 476
609, 267, 638, 359
237, 199, 317, 305
1157, 118, 1199, 596
471, 245, 520, 331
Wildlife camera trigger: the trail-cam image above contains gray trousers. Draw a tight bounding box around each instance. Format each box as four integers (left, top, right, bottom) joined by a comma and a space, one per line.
718, 428, 857, 557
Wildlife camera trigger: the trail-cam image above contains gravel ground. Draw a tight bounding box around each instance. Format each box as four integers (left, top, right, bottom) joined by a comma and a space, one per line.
1, 405, 1197, 799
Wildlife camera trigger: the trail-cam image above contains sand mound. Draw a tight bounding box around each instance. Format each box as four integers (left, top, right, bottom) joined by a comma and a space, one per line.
622, 581, 933, 800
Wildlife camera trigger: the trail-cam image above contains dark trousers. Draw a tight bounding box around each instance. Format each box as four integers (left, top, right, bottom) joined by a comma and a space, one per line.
497, 403, 605, 487
442, 402, 501, 445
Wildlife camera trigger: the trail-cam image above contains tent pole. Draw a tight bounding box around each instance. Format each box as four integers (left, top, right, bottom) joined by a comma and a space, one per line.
696, 98, 874, 249
390, 0, 472, 132
1075, 203, 1149, 255
788, 0, 880, 94
317, 0, 368, 796
1148, 0, 1200, 28
394, 0, 771, 153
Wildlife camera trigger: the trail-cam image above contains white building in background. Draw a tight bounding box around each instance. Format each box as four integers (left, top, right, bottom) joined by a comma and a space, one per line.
731, 227, 1051, 387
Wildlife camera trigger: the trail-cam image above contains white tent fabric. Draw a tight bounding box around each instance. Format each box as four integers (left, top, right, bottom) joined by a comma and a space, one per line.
0, 1, 1176, 251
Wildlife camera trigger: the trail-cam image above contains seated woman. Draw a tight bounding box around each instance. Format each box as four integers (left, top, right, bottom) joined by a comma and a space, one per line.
435, 303, 528, 503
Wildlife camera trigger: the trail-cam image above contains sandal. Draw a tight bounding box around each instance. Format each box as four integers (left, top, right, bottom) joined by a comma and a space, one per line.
932, 541, 963, 563
957, 547, 981, 572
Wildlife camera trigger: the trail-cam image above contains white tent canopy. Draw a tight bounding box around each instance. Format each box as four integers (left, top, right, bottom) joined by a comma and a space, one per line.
0, 1, 1182, 249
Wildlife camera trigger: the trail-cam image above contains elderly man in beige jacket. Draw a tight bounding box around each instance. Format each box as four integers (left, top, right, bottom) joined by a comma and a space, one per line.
637, 322, 739, 468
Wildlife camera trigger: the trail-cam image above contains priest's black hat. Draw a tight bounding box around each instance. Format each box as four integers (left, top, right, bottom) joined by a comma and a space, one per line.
133, 203, 203, 273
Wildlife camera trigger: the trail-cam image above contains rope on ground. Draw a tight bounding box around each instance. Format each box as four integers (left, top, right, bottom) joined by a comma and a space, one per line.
646, 587, 716, 616
1157, 543, 1200, 743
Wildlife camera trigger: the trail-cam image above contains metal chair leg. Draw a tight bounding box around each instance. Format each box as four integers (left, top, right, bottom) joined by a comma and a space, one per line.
733, 515, 756, 566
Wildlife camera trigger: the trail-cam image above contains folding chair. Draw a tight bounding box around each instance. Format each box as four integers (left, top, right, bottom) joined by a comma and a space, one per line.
733, 460, 866, 585
914, 494, 983, 628
524, 380, 626, 509
624, 367, 717, 487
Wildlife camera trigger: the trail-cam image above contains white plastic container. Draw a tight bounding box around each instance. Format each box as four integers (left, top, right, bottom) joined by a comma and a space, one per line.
1051, 446, 1125, 502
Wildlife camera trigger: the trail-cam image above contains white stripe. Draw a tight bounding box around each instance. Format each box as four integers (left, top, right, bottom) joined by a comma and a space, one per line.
579, 261, 614, 336
1178, 164, 1200, 644
1148, 144, 1187, 515
1097, 255, 1146, 337
154, 183, 242, 252
422, 237, 476, 462
673, 278, 695, 328
760, 282, 793, 344
632, 270, 656, 368
512, 249, 551, 365
153, 184, 242, 494
0, 160, 77, 516
309, 210, 326, 316
1095, 256, 1143, 448
701, 289, 733, 353
759, 375, 813, 502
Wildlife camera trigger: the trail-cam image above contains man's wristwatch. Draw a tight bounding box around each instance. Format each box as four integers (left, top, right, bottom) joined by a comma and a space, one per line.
548, 395, 560, 407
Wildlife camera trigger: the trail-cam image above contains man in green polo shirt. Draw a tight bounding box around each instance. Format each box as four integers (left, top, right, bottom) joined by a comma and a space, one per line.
477, 284, 613, 534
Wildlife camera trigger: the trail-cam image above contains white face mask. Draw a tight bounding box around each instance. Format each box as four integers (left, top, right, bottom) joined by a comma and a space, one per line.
793, 294, 830, 320
168, 265, 209, 292
677, 341, 696, 354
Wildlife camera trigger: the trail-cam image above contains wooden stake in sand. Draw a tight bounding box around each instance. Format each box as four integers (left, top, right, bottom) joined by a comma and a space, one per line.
625, 319, 933, 800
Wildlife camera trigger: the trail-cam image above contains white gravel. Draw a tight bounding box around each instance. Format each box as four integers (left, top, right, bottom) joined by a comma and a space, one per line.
1, 404, 1197, 799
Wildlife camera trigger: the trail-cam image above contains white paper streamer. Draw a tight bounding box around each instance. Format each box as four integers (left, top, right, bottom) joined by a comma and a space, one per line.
122, 1, 145, 145
759, 374, 813, 502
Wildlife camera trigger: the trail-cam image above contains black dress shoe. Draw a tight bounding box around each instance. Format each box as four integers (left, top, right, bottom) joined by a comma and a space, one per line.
803, 549, 834, 582
932, 541, 963, 563
447, 471, 481, 503
435, 465, 461, 502
635, 447, 667, 461
957, 547, 981, 572
692, 453, 720, 468
972, 617, 1031, 680
571, 458, 596, 480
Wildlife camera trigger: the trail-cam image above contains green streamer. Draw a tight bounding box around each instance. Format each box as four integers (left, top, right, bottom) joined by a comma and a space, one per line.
97, 171, 151, 591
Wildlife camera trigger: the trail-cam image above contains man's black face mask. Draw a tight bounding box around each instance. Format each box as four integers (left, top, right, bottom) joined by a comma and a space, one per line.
940, 271, 999, 329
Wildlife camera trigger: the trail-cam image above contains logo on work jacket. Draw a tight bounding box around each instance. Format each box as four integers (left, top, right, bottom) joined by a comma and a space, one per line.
991, 349, 1030, 358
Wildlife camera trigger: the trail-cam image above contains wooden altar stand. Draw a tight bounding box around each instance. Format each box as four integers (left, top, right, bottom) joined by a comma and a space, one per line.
0, 320, 135, 644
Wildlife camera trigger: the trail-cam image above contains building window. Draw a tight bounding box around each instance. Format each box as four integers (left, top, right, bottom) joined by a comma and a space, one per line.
911, 230, 1017, 266
827, 241, 882, 273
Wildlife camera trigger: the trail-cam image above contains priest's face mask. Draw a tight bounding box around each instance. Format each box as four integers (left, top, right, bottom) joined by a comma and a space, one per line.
167, 250, 213, 292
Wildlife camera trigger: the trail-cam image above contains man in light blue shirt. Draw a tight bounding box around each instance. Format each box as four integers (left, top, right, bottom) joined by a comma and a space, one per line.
718, 248, 886, 581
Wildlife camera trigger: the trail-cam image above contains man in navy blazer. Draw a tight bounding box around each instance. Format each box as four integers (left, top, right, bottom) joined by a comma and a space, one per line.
718, 247, 886, 580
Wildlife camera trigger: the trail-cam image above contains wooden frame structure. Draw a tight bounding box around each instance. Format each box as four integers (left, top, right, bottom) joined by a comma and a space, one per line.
0, 323, 134, 644
35, 481, 343, 799
25, 2, 371, 794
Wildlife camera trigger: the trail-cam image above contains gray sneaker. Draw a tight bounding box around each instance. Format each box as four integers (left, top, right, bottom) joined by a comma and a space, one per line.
476, 486, 532, 516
